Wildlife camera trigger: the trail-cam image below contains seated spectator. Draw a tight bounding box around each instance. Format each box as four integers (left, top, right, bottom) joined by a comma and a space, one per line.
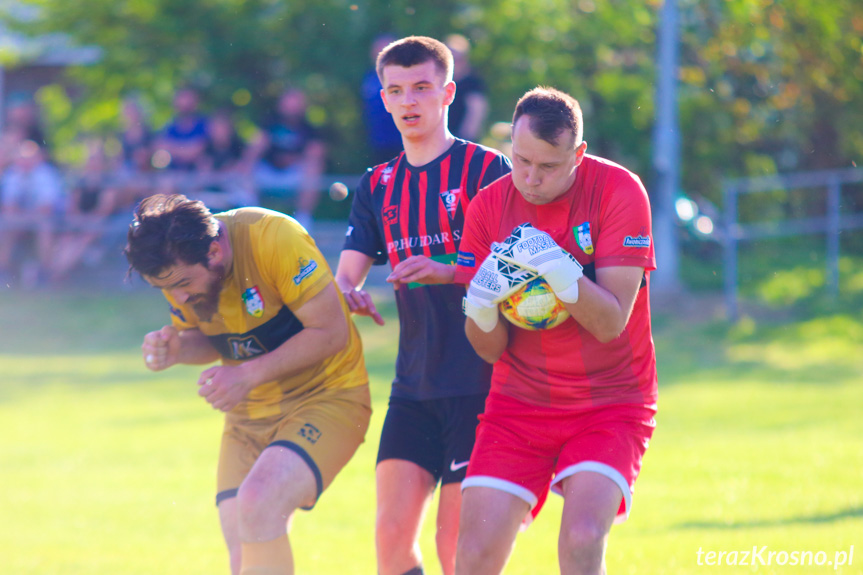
250, 87, 326, 231
446, 34, 490, 141
152, 86, 209, 199
0, 140, 64, 287
115, 96, 155, 205
49, 140, 124, 283
191, 109, 257, 210
5, 96, 49, 149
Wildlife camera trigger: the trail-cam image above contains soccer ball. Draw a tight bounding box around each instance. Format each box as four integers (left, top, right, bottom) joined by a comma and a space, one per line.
499, 278, 570, 330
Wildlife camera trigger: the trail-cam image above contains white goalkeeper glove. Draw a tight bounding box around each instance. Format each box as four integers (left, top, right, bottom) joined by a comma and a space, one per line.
463, 249, 538, 332
493, 223, 583, 303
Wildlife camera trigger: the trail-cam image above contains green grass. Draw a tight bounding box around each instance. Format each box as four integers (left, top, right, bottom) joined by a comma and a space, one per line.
1, 284, 861, 574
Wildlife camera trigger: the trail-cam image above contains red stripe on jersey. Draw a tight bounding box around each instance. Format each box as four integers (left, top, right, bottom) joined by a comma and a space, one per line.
418, 170, 431, 257
399, 167, 413, 260
381, 156, 402, 268
437, 156, 456, 254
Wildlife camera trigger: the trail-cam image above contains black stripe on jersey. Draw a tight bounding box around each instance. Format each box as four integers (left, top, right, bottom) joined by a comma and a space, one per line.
383, 142, 495, 266
206, 305, 303, 361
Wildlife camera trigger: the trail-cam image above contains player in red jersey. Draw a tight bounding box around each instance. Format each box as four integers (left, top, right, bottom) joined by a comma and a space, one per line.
453, 87, 658, 575
335, 36, 511, 575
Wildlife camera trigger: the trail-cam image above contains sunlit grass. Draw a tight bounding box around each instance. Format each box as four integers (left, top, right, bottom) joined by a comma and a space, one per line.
1, 285, 861, 574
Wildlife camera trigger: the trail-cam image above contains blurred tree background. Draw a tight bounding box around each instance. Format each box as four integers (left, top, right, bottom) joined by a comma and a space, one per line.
4, 0, 863, 210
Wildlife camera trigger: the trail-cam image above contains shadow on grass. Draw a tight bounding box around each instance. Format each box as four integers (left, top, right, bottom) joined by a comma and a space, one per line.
676, 505, 863, 530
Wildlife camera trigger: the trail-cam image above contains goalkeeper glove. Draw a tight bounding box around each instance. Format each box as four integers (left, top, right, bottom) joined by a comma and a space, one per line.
463, 249, 538, 332
493, 223, 583, 303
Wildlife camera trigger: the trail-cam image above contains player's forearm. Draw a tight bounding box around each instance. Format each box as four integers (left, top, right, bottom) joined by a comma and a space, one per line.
236, 319, 349, 388
176, 329, 222, 365
465, 316, 508, 364
564, 278, 631, 343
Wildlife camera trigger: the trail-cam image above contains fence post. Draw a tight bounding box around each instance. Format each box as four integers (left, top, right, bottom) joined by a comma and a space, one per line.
826, 177, 841, 299
723, 181, 739, 321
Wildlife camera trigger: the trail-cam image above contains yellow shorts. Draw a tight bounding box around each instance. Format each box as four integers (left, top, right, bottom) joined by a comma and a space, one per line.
215, 384, 371, 508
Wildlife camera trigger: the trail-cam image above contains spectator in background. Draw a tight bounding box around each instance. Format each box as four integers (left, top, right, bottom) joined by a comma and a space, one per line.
445, 34, 489, 142
5, 96, 49, 150
0, 139, 64, 286
154, 86, 209, 172
250, 87, 326, 232
49, 139, 124, 283
116, 96, 155, 204
360, 33, 403, 167
193, 109, 257, 210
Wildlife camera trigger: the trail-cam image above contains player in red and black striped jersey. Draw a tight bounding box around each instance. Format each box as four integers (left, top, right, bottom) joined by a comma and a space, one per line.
455, 87, 658, 574
335, 36, 511, 575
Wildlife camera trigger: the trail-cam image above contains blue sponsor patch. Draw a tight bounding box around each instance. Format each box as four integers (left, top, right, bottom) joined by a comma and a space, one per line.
456, 251, 476, 268
292, 258, 318, 285
623, 235, 651, 248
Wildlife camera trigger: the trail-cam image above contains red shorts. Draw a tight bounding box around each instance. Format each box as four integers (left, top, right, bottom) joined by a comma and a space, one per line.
462, 392, 656, 522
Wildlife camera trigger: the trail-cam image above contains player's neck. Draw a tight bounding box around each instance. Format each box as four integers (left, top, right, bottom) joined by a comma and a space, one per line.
402, 129, 456, 168
216, 221, 234, 277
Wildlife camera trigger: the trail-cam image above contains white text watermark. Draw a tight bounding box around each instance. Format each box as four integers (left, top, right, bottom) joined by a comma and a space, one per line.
696, 545, 854, 569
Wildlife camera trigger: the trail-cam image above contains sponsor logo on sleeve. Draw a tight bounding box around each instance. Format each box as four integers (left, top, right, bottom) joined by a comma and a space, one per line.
574, 222, 594, 255
457, 251, 476, 268
292, 257, 319, 285
345, 225, 354, 237
623, 234, 651, 248
241, 286, 265, 318
298, 423, 322, 444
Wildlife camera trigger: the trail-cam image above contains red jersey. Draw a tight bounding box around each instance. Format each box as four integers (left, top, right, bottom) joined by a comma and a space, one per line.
454, 155, 657, 409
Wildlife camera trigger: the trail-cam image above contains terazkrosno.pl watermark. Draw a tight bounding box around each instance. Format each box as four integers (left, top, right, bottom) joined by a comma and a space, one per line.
696, 545, 854, 569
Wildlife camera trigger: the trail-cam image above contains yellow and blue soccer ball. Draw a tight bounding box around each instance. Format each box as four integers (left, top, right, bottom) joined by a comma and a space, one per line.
499, 278, 570, 330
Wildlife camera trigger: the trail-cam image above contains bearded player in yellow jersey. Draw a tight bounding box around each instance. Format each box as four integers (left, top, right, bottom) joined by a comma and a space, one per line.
125, 194, 371, 575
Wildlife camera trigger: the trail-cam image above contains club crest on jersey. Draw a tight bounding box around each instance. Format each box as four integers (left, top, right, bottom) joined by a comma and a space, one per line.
574, 222, 594, 255
383, 205, 399, 225
293, 257, 318, 285
440, 188, 461, 216
380, 166, 394, 184
242, 286, 265, 318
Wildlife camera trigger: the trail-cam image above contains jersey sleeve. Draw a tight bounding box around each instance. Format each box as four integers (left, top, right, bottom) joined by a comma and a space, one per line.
342, 169, 387, 265
162, 295, 199, 331
478, 154, 513, 190
595, 172, 656, 271
454, 188, 495, 285
257, 215, 333, 311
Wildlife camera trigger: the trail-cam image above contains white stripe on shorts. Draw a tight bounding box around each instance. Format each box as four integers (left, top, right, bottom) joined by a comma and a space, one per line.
461, 475, 539, 510
550, 461, 632, 523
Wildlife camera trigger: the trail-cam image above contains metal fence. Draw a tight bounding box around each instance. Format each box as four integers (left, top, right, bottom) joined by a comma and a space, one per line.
722, 167, 863, 320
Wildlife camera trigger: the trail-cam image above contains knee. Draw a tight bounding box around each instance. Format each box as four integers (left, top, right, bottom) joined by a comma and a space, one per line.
236, 480, 289, 537
376, 513, 413, 548
558, 517, 609, 560
455, 531, 495, 573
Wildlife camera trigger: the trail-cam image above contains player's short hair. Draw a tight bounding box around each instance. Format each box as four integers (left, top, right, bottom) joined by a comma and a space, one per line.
513, 87, 583, 149
125, 194, 220, 278
376, 35, 454, 85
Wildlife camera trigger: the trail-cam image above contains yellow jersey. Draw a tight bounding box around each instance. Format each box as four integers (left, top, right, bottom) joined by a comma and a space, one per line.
164, 208, 368, 419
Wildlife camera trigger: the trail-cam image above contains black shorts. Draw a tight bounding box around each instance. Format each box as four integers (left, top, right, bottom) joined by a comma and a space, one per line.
376, 393, 487, 485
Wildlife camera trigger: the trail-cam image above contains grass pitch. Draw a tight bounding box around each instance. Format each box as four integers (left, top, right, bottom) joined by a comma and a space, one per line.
0, 284, 861, 574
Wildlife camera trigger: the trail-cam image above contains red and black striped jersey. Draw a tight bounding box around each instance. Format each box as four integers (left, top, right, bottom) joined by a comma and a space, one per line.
344, 139, 511, 400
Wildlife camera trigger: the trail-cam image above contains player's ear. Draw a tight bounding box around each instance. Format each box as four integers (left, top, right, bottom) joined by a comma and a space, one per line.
380, 88, 392, 113
574, 141, 588, 167
444, 81, 456, 106
207, 240, 223, 266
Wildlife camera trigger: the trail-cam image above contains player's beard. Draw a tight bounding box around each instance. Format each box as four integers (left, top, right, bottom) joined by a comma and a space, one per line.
190, 263, 226, 322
